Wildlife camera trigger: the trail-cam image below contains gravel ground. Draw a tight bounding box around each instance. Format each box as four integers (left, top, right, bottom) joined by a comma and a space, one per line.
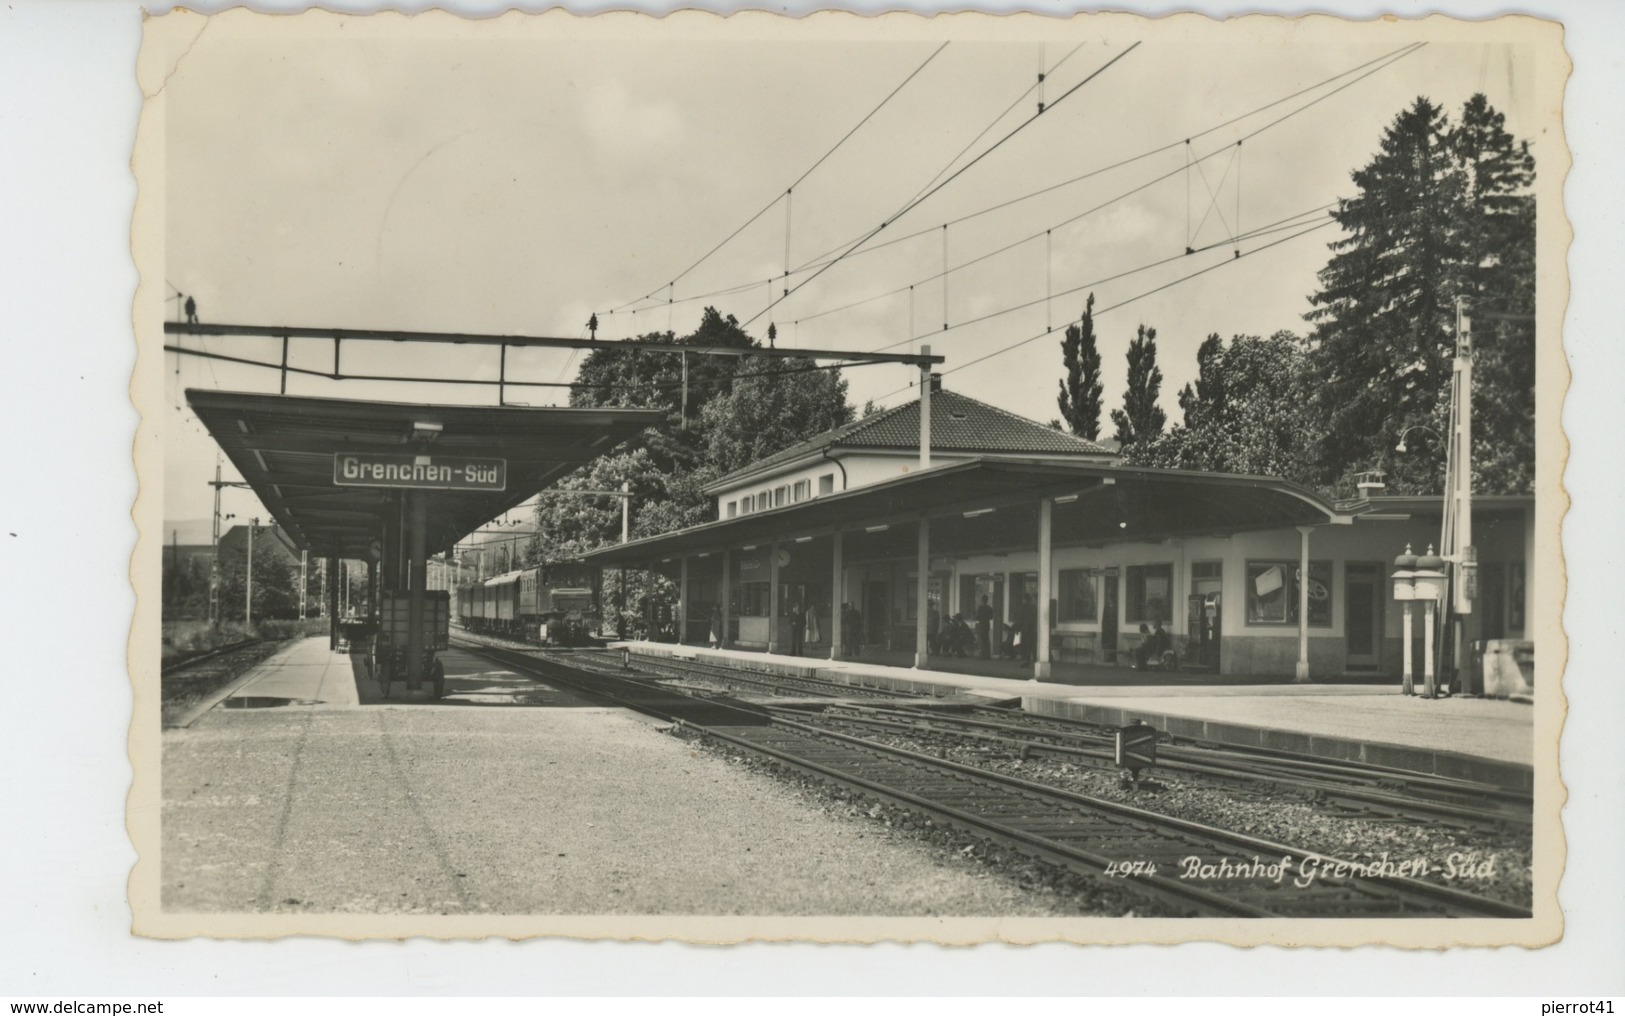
163, 704, 1094, 916
796, 720, 1533, 910
623, 663, 1532, 910
675, 727, 1184, 917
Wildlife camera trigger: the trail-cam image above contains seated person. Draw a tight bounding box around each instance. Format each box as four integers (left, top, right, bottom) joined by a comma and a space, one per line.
943, 614, 974, 657
1133, 621, 1174, 670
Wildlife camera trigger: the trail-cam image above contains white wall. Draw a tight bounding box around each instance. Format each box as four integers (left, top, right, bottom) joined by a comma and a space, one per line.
712, 451, 976, 517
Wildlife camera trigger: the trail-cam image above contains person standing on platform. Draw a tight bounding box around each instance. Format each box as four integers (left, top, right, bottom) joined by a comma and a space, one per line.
975, 595, 994, 659
926, 602, 940, 655
788, 595, 804, 656
1018, 594, 1038, 665
708, 604, 722, 649
805, 601, 820, 651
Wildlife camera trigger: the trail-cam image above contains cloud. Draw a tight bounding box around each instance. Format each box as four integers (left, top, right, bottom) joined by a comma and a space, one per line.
580, 79, 684, 158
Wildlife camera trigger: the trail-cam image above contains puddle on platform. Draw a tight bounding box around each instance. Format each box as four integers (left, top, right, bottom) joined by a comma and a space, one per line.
223, 696, 322, 709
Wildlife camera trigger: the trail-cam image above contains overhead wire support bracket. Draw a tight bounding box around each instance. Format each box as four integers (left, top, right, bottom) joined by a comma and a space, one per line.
163, 321, 945, 368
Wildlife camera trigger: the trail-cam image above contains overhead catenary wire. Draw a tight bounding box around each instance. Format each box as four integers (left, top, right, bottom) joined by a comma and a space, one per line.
609, 42, 1085, 323
741, 41, 1143, 331
616, 41, 1424, 327
865, 204, 1336, 353
777, 42, 1421, 334
861, 216, 1337, 409
605, 42, 950, 316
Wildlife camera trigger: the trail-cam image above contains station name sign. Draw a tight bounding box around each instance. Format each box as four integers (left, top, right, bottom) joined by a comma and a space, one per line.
333, 453, 507, 492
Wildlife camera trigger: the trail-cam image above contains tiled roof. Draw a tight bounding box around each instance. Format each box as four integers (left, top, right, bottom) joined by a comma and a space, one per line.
710, 389, 1113, 489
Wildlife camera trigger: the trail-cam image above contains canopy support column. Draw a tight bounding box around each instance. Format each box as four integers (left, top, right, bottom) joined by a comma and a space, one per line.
1295, 525, 1313, 682
830, 531, 843, 661
406, 491, 427, 690
326, 553, 339, 650
720, 549, 732, 649
645, 563, 656, 641
914, 518, 930, 668
1035, 497, 1053, 680
677, 556, 689, 645
767, 543, 781, 654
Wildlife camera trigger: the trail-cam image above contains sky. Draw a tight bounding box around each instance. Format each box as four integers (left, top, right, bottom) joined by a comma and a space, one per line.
158, 11, 1547, 529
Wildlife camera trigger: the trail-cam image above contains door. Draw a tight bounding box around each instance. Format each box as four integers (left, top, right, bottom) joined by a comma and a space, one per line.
1345, 562, 1384, 670
862, 580, 888, 649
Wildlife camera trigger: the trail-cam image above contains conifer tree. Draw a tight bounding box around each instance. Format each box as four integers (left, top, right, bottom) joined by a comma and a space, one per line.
1305, 94, 1534, 495
1056, 293, 1105, 440
1110, 324, 1167, 448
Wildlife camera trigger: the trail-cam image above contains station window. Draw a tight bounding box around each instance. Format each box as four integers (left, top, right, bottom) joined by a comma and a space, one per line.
819, 473, 835, 495
793, 479, 810, 502
774, 485, 789, 507
1245, 560, 1332, 627
1057, 568, 1099, 623
726, 500, 738, 519
759, 489, 771, 510
1124, 564, 1173, 624
735, 582, 770, 618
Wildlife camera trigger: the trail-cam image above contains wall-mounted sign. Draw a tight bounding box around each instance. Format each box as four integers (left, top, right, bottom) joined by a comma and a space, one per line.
333, 453, 506, 491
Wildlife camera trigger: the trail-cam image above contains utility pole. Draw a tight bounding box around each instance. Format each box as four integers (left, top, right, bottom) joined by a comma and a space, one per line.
299, 549, 308, 620
245, 517, 258, 628
209, 462, 222, 627
1452, 298, 1476, 691
208, 466, 253, 628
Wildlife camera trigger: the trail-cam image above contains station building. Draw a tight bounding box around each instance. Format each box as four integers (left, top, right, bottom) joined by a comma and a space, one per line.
585, 387, 1533, 684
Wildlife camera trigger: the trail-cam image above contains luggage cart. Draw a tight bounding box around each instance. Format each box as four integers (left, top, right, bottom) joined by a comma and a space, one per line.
373, 590, 450, 699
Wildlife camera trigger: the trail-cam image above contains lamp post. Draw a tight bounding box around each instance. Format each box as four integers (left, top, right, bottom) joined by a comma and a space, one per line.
1394, 424, 1444, 457
1412, 545, 1448, 699
1393, 544, 1419, 695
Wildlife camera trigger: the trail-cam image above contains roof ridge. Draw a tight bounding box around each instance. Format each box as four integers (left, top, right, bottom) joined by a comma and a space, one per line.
707, 397, 916, 487
864, 386, 1118, 455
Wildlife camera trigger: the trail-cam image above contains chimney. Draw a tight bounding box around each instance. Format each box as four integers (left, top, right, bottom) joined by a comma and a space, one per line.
1356, 469, 1387, 498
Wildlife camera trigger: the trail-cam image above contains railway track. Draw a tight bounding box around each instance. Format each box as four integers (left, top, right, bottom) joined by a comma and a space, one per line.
161, 637, 266, 676
776, 700, 1532, 835
452, 637, 1531, 919
493, 638, 1531, 833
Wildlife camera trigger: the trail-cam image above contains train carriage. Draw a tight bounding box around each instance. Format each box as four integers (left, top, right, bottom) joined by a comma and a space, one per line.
456, 560, 602, 645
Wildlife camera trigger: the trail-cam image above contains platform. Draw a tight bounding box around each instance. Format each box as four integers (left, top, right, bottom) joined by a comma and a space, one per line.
620, 641, 1536, 791
162, 636, 1072, 916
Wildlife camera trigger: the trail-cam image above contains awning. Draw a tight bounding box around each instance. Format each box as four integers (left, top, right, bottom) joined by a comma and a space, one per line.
583, 456, 1344, 567
187, 389, 662, 558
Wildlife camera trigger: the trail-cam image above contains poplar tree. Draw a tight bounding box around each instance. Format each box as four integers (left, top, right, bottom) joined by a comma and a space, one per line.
1110, 324, 1167, 449
1056, 293, 1105, 441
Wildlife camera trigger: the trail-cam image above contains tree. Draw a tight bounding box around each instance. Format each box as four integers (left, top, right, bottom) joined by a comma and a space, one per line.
700, 357, 854, 477
1304, 94, 1534, 495
569, 306, 757, 475
1110, 324, 1167, 448
1128, 331, 1320, 484
1178, 334, 1227, 430
1056, 293, 1105, 440
1450, 94, 1537, 495
215, 541, 300, 621
537, 314, 858, 558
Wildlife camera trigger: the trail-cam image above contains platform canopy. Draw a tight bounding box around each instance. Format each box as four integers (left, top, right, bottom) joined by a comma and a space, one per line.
582, 456, 1345, 567
187, 389, 662, 559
